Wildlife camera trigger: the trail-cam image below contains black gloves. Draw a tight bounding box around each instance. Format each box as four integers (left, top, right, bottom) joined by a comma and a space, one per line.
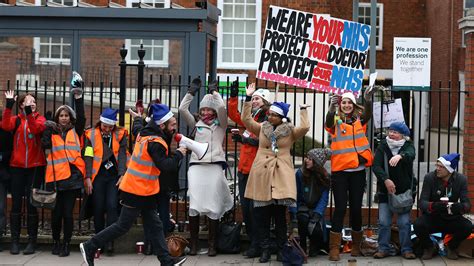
6, 98, 15, 109
188, 78, 202, 96
24, 105, 32, 115
208, 80, 218, 94
450, 203, 465, 215
230, 80, 239, 98
231, 134, 242, 143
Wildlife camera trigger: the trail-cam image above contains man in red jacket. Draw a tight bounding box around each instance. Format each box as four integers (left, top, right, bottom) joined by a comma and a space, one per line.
227, 80, 271, 258
2, 90, 46, 255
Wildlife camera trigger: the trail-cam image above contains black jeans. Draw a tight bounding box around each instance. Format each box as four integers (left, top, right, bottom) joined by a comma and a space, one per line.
330, 170, 366, 233
92, 169, 119, 234
87, 205, 173, 265
414, 214, 472, 250
254, 204, 287, 251
238, 172, 258, 249
0, 180, 6, 235
156, 190, 171, 235
10, 166, 44, 215
51, 189, 80, 242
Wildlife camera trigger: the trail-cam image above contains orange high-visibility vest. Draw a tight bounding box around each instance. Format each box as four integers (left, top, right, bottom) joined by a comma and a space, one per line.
119, 135, 168, 196
46, 129, 86, 183
326, 119, 373, 172
84, 127, 128, 182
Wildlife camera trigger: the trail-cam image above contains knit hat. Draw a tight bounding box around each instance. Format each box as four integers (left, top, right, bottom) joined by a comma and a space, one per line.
307, 148, 331, 167
200, 94, 220, 111
389, 121, 410, 136
341, 92, 357, 105
437, 153, 461, 173
54, 105, 76, 121
151, 103, 173, 125
100, 108, 118, 125
252, 88, 271, 104
270, 102, 290, 119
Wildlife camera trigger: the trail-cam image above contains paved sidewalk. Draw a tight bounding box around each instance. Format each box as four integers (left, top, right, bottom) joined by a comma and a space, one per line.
0, 246, 471, 266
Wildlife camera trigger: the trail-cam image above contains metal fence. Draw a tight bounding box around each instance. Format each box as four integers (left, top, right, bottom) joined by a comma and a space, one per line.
0, 75, 466, 234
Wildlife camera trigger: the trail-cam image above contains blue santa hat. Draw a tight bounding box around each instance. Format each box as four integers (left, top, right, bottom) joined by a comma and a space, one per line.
100, 108, 118, 125
437, 153, 461, 173
151, 103, 173, 125
389, 121, 410, 136
270, 102, 290, 122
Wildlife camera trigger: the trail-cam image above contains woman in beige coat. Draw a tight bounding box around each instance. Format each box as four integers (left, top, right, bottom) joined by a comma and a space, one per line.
241, 83, 310, 263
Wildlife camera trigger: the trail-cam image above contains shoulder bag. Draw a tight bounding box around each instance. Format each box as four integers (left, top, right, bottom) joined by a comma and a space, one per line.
30, 150, 57, 209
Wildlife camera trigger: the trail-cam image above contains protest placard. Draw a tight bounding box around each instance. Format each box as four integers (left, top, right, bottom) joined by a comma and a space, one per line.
393, 37, 431, 90
257, 5, 371, 97
372, 98, 406, 129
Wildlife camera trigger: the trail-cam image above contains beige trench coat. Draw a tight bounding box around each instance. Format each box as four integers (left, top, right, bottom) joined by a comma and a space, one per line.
241, 101, 310, 201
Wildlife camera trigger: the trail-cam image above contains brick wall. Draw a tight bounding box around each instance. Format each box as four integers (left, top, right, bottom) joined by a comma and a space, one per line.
463, 31, 474, 203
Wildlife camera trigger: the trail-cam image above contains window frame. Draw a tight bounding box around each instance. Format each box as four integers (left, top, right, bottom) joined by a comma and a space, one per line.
126, 0, 169, 8
217, 0, 262, 70
358, 2, 384, 51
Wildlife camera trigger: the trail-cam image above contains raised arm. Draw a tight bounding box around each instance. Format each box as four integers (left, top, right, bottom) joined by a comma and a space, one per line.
178, 93, 197, 128
213, 91, 228, 129
292, 105, 310, 140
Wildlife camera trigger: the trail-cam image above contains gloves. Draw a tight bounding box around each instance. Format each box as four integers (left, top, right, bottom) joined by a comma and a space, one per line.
208, 80, 218, 94
71, 71, 83, 88
6, 98, 15, 109
450, 203, 465, 215
230, 80, 239, 98
431, 202, 447, 214
231, 134, 242, 143
24, 105, 32, 115
188, 78, 202, 96
364, 86, 376, 102
328, 95, 339, 113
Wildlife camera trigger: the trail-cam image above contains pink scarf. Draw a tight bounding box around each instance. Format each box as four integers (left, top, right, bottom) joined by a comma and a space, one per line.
201, 113, 217, 125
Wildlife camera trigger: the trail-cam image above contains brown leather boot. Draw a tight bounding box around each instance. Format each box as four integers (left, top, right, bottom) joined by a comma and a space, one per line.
351, 230, 363, 257
188, 216, 200, 256
207, 218, 218, 257
329, 231, 341, 261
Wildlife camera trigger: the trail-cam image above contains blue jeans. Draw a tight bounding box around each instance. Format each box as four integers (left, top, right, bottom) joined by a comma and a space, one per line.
92, 170, 119, 234
377, 203, 413, 254
87, 205, 173, 265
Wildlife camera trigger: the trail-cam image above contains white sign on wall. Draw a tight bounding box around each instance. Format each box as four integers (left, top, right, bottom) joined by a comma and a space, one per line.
393, 37, 431, 90
373, 98, 406, 129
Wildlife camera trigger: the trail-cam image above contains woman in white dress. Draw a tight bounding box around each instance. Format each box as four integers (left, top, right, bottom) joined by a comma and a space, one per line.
178, 79, 233, 256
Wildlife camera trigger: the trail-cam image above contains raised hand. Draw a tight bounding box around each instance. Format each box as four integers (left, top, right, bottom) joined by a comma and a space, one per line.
328, 95, 339, 113
246, 83, 256, 96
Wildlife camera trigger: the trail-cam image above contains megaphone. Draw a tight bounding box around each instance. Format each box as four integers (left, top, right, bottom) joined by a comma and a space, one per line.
174, 133, 209, 160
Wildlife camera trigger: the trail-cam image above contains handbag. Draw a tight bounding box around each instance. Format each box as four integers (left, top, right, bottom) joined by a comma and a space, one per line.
30, 150, 57, 210
384, 153, 414, 214
281, 235, 308, 264
79, 193, 94, 220
217, 221, 242, 253
166, 234, 188, 257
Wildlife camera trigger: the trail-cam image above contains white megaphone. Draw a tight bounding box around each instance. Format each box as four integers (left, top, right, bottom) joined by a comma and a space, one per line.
174, 133, 209, 160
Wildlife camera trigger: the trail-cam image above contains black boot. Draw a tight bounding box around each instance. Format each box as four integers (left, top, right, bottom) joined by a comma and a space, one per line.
59, 241, 70, 257
10, 213, 21, 255
51, 240, 61, 255
188, 216, 199, 256
259, 249, 270, 263
144, 240, 153, 255
106, 241, 114, 256
207, 218, 218, 257
23, 214, 38, 255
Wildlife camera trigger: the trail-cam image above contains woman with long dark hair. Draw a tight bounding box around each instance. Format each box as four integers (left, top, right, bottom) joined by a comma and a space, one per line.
289, 148, 331, 257
2, 91, 46, 255
42, 87, 86, 257
241, 83, 310, 263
